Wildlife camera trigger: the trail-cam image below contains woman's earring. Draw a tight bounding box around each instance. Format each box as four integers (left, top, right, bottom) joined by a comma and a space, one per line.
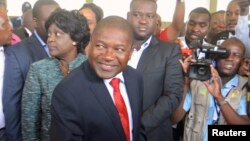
72, 42, 77, 45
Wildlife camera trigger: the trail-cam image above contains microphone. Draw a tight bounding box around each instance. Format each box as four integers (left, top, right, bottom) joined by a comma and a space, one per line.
189, 40, 230, 58
200, 44, 230, 58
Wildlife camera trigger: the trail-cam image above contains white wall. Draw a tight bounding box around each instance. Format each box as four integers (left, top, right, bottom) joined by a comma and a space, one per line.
7, 0, 231, 21
7, 0, 86, 16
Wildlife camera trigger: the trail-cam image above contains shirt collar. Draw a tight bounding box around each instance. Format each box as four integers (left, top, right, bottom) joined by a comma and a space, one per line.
141, 36, 152, 50
104, 72, 125, 84
34, 30, 46, 47
0, 46, 4, 52
223, 74, 238, 88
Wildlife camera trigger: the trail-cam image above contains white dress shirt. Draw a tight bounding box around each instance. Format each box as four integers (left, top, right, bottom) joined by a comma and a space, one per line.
236, 15, 250, 57
128, 36, 152, 69
24, 27, 32, 37
0, 46, 5, 129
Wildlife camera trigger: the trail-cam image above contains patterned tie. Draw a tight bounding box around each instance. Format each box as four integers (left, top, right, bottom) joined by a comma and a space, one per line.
110, 78, 130, 141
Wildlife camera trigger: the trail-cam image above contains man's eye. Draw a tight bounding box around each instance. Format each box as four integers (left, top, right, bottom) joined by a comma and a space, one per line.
146, 14, 155, 19
132, 13, 140, 18
96, 44, 104, 49
116, 48, 124, 52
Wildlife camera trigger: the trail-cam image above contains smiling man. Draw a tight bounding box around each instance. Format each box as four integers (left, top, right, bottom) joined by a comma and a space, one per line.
50, 16, 146, 141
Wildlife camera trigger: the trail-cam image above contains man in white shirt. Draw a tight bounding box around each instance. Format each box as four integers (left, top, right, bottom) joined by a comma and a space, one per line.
235, 0, 250, 57
0, 7, 13, 141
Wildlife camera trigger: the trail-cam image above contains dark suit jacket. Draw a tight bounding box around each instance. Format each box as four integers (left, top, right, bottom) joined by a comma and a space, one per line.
50, 61, 146, 141
138, 36, 183, 141
3, 34, 48, 141
13, 26, 30, 40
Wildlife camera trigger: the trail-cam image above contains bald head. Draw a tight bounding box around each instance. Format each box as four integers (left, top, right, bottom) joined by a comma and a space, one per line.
92, 16, 133, 42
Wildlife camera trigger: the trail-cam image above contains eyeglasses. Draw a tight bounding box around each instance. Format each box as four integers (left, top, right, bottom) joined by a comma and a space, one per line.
130, 12, 156, 20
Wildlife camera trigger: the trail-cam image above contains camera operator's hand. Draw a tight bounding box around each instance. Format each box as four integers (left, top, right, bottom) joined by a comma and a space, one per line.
238, 58, 250, 77
236, 0, 250, 15
179, 55, 195, 74
203, 65, 223, 100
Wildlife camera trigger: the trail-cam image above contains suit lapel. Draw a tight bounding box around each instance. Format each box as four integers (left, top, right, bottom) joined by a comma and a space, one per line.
123, 68, 139, 139
137, 36, 159, 72
84, 62, 126, 141
28, 34, 48, 60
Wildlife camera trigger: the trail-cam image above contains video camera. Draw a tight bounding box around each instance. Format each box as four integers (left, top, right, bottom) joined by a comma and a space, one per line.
187, 40, 230, 81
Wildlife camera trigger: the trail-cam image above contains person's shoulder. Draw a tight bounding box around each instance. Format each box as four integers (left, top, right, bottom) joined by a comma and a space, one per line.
31, 57, 53, 67
5, 39, 29, 55
237, 75, 248, 88
150, 36, 180, 56
152, 36, 177, 48
55, 64, 85, 91
63, 62, 85, 81
7, 35, 41, 52
125, 66, 142, 79
29, 58, 54, 71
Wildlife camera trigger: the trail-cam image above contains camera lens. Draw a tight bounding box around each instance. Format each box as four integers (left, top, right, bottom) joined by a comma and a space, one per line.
198, 66, 207, 75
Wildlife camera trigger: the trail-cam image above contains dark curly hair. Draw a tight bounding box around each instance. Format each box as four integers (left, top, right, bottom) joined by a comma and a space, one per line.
45, 9, 90, 52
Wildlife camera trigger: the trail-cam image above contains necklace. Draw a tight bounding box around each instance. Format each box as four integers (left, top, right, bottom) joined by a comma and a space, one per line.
59, 62, 69, 76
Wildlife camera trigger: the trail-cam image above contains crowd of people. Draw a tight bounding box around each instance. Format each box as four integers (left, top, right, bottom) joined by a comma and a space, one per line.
0, 0, 249, 141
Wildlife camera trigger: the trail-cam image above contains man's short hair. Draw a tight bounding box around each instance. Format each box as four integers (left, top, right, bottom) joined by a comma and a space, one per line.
79, 3, 104, 23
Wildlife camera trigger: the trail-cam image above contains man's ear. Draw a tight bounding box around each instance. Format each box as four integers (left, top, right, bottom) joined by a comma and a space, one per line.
127, 12, 130, 20
32, 17, 38, 28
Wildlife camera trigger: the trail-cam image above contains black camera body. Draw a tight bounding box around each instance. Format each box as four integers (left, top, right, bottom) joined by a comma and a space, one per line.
188, 59, 212, 81
187, 41, 230, 81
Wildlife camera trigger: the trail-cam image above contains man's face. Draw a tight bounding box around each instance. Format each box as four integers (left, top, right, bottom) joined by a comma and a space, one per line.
22, 9, 35, 33
0, 9, 12, 46
88, 27, 133, 79
217, 40, 244, 77
79, 8, 97, 34
225, 1, 240, 32
127, 0, 157, 40
186, 12, 210, 42
34, 4, 59, 42
209, 12, 226, 36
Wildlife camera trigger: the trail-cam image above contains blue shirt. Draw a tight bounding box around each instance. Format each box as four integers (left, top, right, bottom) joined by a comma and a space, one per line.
33, 31, 50, 56
183, 75, 247, 141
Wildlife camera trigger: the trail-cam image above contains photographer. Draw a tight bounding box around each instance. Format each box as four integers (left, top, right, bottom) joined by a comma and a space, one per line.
171, 37, 250, 141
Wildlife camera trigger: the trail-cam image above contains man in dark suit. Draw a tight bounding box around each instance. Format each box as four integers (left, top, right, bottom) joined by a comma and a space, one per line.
3, 0, 60, 140
127, 0, 183, 141
0, 7, 12, 141
13, 9, 34, 40
50, 16, 146, 141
